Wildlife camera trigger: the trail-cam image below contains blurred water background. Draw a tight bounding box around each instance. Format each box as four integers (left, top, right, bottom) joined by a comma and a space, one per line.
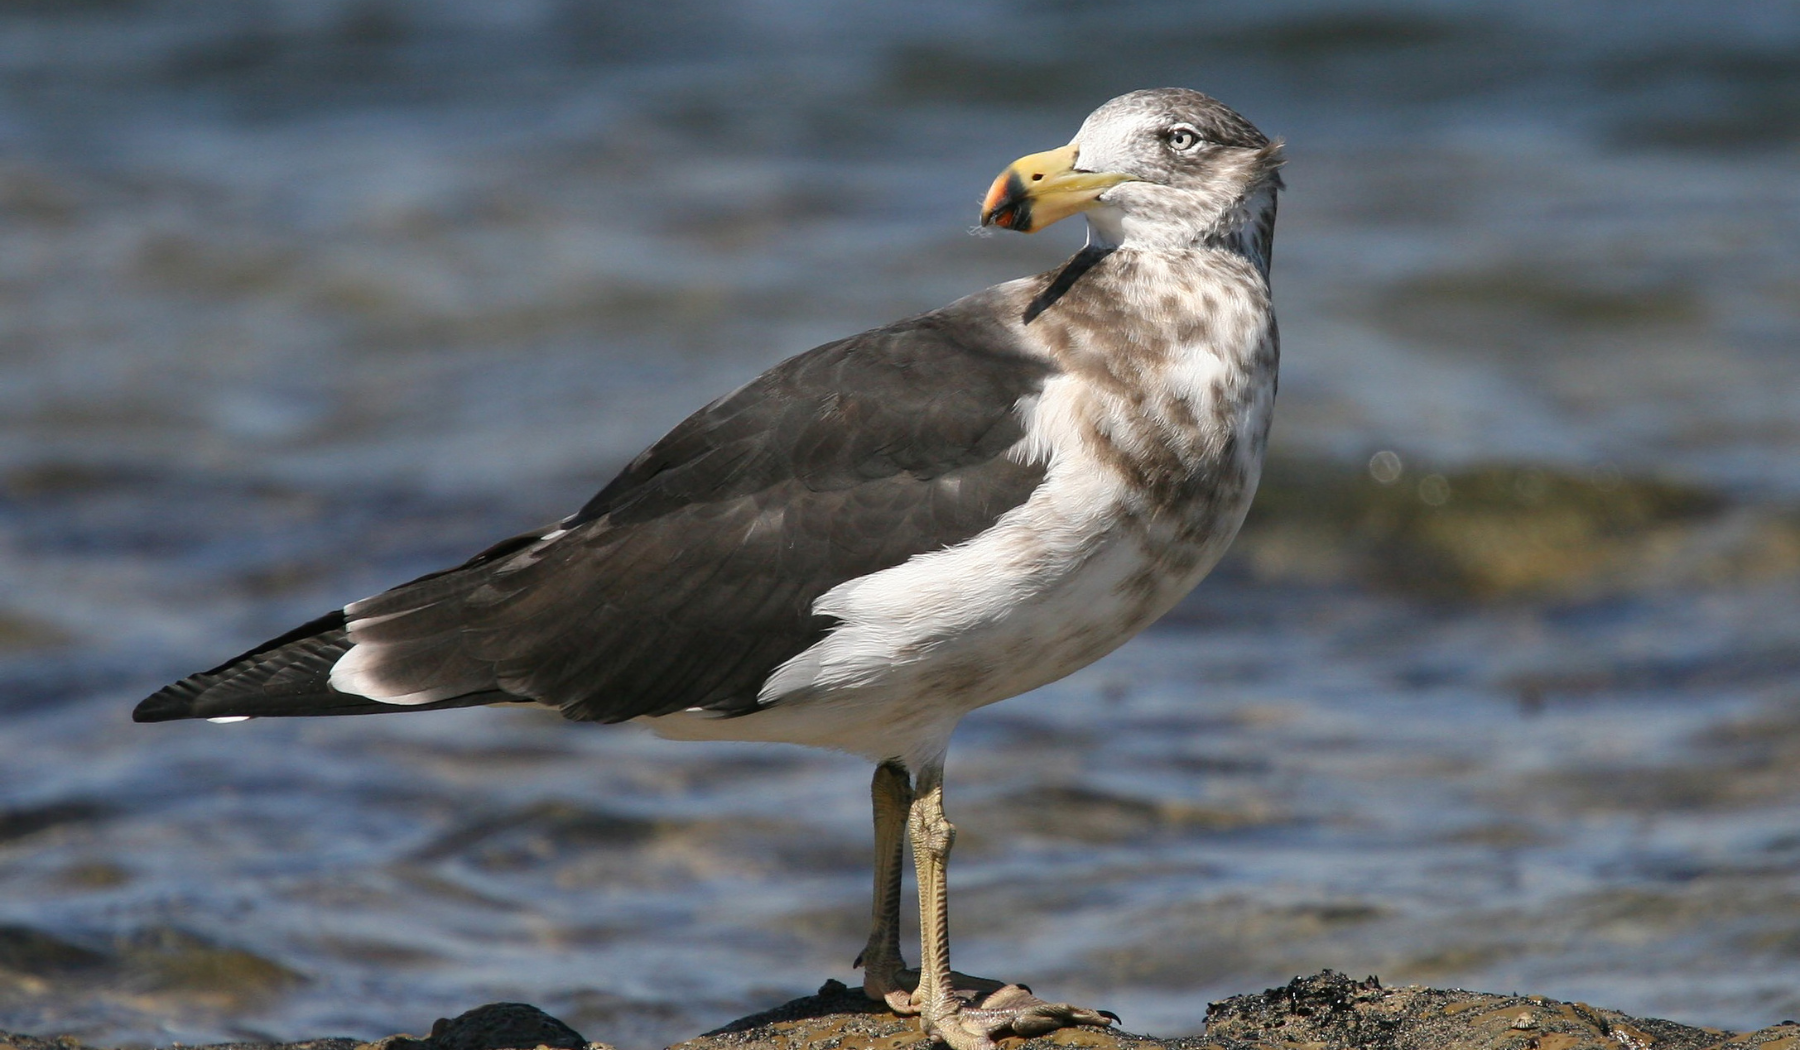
2, 1, 1799, 1047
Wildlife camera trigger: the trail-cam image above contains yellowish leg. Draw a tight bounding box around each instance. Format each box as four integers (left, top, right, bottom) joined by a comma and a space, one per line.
857, 760, 915, 1011
904, 764, 1118, 1050
908, 764, 958, 1033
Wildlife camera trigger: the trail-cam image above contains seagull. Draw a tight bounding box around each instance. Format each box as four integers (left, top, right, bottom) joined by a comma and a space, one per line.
136, 88, 1284, 1050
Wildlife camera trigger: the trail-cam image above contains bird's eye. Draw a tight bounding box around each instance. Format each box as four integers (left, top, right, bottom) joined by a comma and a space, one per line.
1166, 126, 1200, 152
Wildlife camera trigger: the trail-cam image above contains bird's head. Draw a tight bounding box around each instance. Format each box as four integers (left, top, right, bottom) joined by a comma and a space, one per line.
981, 88, 1284, 259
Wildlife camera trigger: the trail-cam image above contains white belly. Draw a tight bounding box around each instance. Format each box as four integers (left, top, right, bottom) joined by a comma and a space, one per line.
642, 463, 1254, 769
646, 305, 1276, 769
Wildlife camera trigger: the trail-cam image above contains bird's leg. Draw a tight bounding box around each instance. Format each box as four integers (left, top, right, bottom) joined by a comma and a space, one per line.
856, 760, 916, 1011
908, 763, 962, 1033
903, 764, 1117, 1050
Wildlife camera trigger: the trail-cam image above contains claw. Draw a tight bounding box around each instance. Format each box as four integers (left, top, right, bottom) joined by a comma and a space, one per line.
914, 979, 1116, 1049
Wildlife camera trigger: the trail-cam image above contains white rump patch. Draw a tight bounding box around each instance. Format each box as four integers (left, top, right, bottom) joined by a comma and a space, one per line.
207, 716, 251, 724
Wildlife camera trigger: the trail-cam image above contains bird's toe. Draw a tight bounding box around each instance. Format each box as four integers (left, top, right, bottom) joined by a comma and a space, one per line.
860, 960, 921, 1014
921, 981, 1115, 1049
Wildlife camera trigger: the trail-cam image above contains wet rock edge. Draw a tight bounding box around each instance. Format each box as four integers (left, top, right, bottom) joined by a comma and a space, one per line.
5, 972, 1798, 1050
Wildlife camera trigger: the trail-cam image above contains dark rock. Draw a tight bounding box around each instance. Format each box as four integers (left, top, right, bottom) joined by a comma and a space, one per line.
666, 973, 1800, 1050
1191, 970, 1800, 1049
357, 1002, 607, 1050
7, 974, 1800, 1050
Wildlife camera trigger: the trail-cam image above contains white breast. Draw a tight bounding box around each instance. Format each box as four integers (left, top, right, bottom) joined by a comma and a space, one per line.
643, 322, 1274, 770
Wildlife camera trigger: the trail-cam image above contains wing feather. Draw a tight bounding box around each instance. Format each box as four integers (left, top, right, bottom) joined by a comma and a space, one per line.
136, 298, 1054, 724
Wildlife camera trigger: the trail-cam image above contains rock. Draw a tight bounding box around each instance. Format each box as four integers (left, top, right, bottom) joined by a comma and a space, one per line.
665, 979, 1156, 1050
357, 1002, 613, 1050
1195, 971, 1798, 1050
5, 973, 1799, 1050
668, 973, 1800, 1050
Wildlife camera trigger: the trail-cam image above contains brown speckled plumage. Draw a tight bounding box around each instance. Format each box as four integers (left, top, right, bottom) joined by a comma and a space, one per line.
135, 88, 1283, 1050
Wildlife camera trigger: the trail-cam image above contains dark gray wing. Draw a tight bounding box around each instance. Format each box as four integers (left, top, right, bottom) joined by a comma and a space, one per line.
137, 300, 1053, 724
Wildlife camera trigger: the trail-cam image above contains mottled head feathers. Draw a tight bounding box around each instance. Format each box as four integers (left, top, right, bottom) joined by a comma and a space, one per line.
1072, 88, 1284, 260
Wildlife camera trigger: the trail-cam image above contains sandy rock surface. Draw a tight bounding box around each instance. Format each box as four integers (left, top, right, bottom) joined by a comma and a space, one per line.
4, 973, 1799, 1050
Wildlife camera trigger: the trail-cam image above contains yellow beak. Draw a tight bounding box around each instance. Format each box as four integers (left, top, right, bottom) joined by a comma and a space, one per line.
979, 143, 1138, 233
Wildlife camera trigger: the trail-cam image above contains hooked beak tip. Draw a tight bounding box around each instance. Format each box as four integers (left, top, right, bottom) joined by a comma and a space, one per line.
980, 170, 1029, 229
978, 143, 1132, 234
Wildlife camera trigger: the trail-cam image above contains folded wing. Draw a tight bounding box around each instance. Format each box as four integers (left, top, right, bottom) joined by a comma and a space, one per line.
136, 303, 1053, 725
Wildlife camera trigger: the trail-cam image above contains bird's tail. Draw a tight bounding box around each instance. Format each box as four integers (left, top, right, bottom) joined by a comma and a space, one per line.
132, 610, 503, 723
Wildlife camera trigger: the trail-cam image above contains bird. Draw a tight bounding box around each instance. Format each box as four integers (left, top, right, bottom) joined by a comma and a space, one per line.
135, 87, 1284, 1050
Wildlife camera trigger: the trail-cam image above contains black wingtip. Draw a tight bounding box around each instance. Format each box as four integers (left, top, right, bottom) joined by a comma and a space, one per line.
133, 684, 199, 723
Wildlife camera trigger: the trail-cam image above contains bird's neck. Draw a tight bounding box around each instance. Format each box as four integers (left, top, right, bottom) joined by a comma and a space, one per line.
1085, 172, 1281, 280
1025, 239, 1275, 387
1085, 186, 1278, 276
1211, 181, 1279, 280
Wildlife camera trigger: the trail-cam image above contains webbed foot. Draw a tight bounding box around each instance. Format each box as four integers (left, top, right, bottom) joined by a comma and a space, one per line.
871, 968, 1117, 1049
